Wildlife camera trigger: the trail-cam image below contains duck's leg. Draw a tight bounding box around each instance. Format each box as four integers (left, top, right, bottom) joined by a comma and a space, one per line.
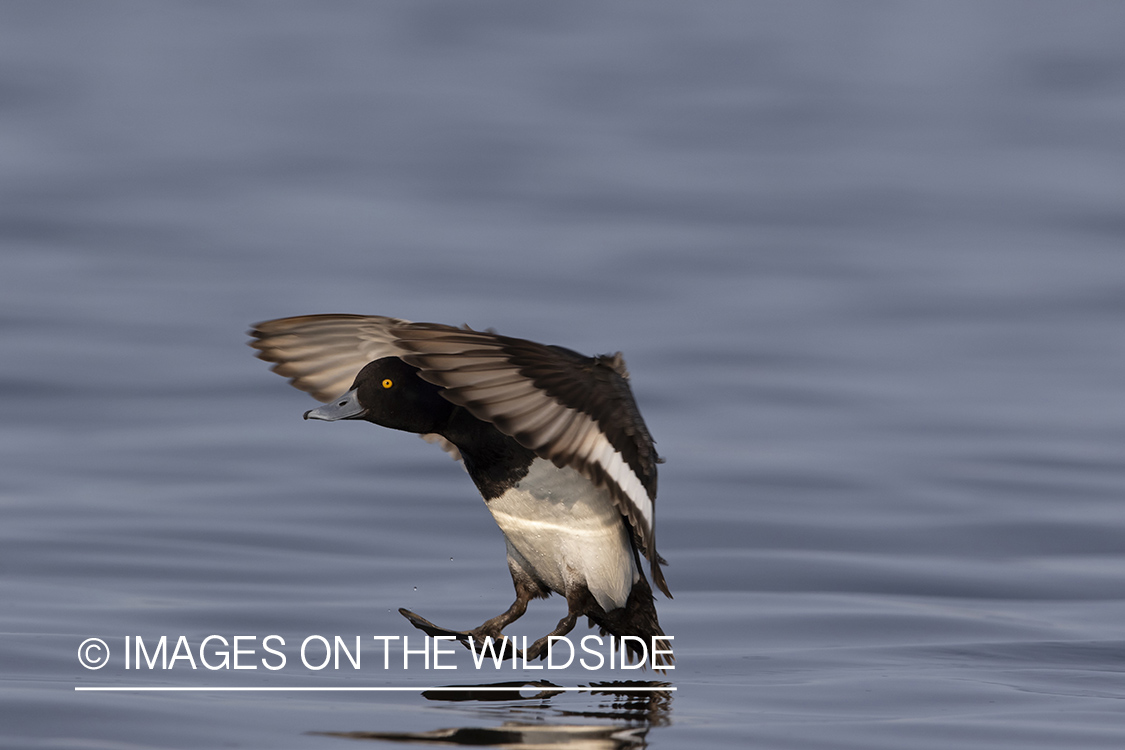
398, 606, 520, 660
399, 572, 541, 661
522, 592, 583, 661
468, 591, 529, 639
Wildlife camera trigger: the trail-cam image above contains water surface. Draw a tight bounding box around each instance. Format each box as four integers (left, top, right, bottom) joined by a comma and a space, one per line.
2, 2, 1125, 748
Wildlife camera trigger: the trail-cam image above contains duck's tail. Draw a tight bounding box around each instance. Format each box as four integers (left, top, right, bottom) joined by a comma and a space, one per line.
587, 574, 674, 671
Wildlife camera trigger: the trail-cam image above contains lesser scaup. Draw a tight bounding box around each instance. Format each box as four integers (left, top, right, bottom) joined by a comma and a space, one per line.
250, 315, 670, 667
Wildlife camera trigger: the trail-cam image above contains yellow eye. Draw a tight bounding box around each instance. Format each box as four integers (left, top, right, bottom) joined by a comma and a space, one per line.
382, 378, 393, 389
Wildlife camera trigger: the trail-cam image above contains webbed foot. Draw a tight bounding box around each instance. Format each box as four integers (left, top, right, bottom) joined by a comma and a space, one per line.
398, 607, 521, 660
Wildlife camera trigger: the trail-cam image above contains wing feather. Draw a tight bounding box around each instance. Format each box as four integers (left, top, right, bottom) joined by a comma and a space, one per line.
392, 324, 667, 596
250, 314, 411, 401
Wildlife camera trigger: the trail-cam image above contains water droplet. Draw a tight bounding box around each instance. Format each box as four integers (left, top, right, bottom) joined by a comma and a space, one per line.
413, 586, 417, 591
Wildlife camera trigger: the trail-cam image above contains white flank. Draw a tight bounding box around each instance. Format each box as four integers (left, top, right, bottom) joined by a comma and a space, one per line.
486, 459, 638, 612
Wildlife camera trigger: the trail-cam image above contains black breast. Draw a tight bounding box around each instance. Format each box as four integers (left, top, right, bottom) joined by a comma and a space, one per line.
443, 407, 537, 500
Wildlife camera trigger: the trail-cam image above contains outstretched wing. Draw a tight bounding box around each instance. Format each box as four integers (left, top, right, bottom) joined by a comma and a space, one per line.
249, 314, 667, 596
393, 324, 667, 597
250, 315, 462, 462
249, 314, 411, 402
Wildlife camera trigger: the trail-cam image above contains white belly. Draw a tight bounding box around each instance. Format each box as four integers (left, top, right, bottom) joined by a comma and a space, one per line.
485, 458, 638, 612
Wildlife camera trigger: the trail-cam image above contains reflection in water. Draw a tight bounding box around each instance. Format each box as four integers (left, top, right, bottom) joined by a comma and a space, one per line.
313, 681, 672, 748
318, 723, 647, 749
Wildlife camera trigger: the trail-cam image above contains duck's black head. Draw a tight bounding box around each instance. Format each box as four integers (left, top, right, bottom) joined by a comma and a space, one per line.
304, 357, 454, 435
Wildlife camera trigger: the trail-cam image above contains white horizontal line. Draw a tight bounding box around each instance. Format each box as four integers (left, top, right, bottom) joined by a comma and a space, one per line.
75, 685, 675, 692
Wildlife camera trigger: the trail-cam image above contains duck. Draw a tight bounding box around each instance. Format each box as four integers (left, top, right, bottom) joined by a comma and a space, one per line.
249, 314, 671, 667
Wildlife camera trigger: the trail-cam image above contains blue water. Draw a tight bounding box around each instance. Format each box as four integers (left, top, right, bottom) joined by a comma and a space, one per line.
3, 2, 1125, 748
